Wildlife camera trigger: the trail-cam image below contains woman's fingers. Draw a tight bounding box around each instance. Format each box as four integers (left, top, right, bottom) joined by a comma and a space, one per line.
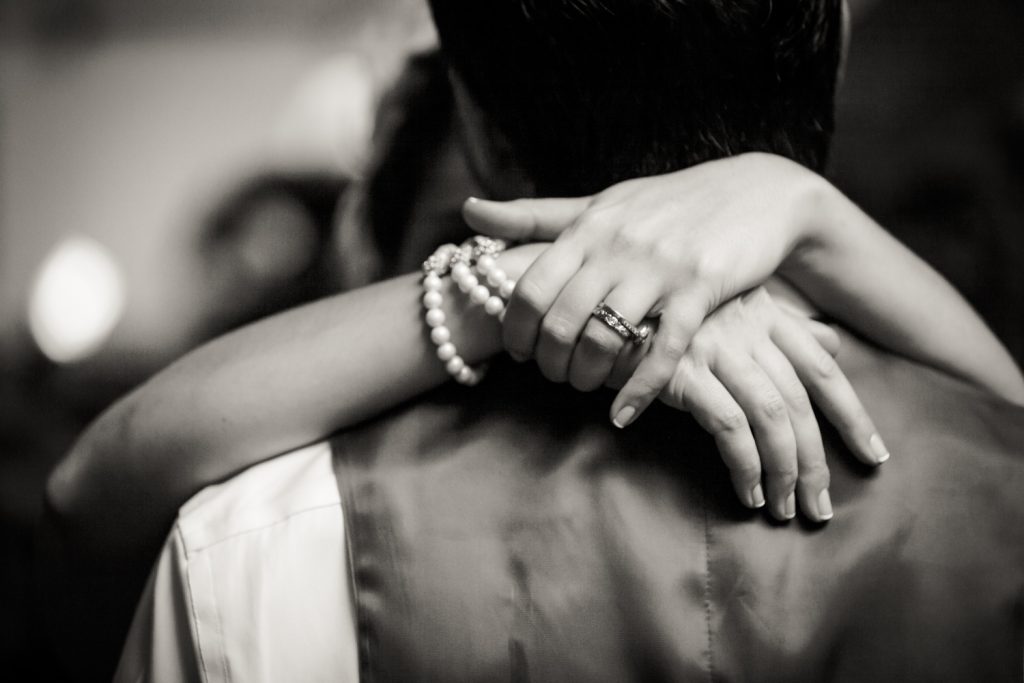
800, 317, 841, 356
501, 241, 584, 361
676, 363, 765, 510
462, 196, 591, 242
753, 343, 834, 522
567, 281, 658, 391
534, 266, 613, 383
771, 318, 889, 466
610, 297, 706, 428
713, 350, 799, 521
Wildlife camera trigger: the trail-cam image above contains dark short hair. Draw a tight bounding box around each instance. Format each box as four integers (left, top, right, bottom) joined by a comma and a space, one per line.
428, 0, 843, 196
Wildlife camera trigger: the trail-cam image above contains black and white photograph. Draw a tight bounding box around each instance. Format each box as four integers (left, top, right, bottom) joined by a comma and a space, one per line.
2, 0, 1023, 680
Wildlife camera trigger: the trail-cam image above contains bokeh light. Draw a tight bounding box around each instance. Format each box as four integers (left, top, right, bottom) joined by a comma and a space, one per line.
28, 236, 126, 364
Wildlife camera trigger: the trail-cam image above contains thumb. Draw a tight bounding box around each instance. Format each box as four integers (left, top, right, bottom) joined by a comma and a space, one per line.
462, 196, 591, 241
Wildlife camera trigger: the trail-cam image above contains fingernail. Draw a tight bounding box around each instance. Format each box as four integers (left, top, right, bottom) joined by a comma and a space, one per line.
613, 406, 636, 429
817, 489, 834, 521
870, 434, 890, 464
509, 350, 528, 363
750, 484, 766, 509
784, 492, 796, 520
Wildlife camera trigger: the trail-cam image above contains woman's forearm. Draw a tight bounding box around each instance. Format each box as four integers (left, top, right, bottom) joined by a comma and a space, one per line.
783, 180, 1024, 403
46, 257, 525, 557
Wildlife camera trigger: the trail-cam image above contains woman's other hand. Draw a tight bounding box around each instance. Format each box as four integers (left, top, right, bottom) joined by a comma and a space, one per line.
611, 288, 886, 523
463, 152, 830, 428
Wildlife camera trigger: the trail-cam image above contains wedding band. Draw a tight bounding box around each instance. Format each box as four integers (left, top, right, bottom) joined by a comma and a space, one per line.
592, 303, 650, 346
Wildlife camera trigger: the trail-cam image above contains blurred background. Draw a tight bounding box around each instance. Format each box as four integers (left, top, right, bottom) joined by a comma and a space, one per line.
1, 0, 1023, 675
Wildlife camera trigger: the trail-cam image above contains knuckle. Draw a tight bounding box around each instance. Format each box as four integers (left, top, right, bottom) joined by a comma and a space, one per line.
730, 463, 762, 484
759, 392, 789, 422
572, 213, 601, 236
784, 383, 813, 414
514, 279, 547, 314
657, 329, 692, 360
799, 464, 831, 490
764, 462, 799, 484
609, 226, 648, 255
581, 326, 622, 356
611, 222, 673, 265
541, 317, 577, 347
815, 351, 839, 379
686, 332, 718, 362
691, 250, 728, 284
627, 374, 664, 400
711, 408, 748, 434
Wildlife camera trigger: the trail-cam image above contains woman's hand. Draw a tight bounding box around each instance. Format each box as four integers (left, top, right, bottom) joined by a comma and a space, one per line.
463, 152, 829, 428
497, 243, 888, 523
612, 287, 886, 523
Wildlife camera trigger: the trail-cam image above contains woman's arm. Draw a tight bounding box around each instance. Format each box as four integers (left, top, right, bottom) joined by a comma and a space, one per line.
464, 152, 1024, 420
45, 244, 542, 559
38, 246, 546, 682
782, 180, 1024, 404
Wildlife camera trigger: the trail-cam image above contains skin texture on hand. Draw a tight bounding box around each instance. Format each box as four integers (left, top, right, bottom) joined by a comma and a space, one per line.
653, 288, 881, 522
464, 152, 828, 427
500, 248, 885, 524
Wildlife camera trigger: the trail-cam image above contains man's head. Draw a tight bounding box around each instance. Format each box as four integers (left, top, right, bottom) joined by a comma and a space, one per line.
428, 0, 845, 198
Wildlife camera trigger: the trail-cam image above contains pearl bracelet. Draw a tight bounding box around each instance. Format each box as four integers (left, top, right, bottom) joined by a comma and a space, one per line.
422, 237, 517, 386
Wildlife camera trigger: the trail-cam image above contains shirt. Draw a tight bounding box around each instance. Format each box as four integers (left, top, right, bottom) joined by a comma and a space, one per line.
113, 443, 359, 683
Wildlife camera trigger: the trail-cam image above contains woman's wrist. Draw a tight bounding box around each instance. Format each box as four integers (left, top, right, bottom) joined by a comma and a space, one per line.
779, 166, 846, 283
428, 242, 544, 369
726, 152, 838, 279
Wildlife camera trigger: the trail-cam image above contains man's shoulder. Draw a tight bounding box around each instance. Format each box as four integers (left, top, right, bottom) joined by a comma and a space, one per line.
174, 441, 340, 555
836, 328, 1024, 441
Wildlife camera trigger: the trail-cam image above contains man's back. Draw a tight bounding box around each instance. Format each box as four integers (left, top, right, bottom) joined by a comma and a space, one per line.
333, 331, 1024, 681
116, 331, 1024, 682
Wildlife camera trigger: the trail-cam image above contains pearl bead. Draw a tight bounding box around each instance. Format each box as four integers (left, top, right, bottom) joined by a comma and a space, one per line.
487, 268, 507, 287
470, 284, 490, 304
484, 296, 505, 316
430, 326, 450, 345
423, 239, 509, 387
446, 356, 465, 375
437, 342, 457, 361
425, 308, 446, 327
477, 255, 495, 274
499, 279, 516, 298
422, 290, 443, 309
